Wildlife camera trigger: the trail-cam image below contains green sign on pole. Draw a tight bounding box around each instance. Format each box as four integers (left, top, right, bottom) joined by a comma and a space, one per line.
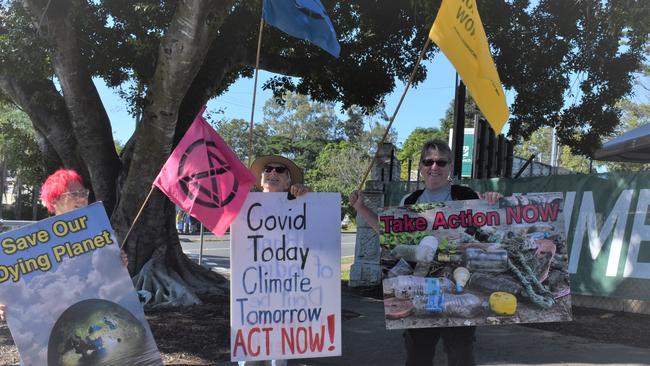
449, 128, 475, 178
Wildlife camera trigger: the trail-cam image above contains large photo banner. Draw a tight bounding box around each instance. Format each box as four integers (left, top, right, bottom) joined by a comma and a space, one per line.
230, 193, 341, 362
378, 193, 572, 329
0, 202, 162, 366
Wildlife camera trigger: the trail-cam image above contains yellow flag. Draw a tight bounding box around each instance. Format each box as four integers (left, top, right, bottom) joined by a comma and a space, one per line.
429, 0, 509, 133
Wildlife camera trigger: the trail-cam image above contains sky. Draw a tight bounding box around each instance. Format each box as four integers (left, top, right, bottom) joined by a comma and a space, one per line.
96, 55, 516, 146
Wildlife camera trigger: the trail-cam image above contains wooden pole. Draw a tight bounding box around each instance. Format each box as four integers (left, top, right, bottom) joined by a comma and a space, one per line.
357, 38, 432, 191
120, 185, 156, 249
248, 18, 265, 167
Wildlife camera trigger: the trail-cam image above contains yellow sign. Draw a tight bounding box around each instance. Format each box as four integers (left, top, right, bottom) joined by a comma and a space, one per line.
429, 0, 509, 133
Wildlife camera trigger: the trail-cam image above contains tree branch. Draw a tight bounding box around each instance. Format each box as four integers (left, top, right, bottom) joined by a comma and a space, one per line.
177, 3, 314, 134
22, 0, 120, 212
245, 52, 310, 78
0, 74, 88, 178
177, 3, 258, 133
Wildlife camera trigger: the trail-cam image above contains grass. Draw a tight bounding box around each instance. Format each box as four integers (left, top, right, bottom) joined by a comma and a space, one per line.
341, 255, 354, 284
341, 222, 357, 233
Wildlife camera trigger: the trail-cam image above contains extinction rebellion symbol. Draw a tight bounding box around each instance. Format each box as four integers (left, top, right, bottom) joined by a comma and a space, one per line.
177, 139, 239, 208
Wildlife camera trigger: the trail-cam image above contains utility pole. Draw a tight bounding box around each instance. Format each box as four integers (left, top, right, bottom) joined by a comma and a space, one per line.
550, 127, 558, 174
452, 75, 466, 180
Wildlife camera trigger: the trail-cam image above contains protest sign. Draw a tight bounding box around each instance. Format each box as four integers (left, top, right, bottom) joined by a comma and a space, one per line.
0, 202, 162, 365
230, 193, 341, 362
379, 193, 572, 329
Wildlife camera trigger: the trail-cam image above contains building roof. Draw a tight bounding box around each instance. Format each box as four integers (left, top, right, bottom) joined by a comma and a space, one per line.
594, 124, 650, 163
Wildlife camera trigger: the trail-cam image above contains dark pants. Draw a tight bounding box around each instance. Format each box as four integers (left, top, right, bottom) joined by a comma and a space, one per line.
404, 327, 476, 366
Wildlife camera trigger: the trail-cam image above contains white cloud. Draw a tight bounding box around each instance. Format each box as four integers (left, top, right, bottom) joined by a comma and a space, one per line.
0, 242, 147, 365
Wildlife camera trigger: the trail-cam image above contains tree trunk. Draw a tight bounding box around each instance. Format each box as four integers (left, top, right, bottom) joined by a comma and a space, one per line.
13, 176, 21, 220
0, 157, 5, 218
111, 0, 235, 304
120, 190, 228, 306
176, 5, 256, 132
32, 185, 39, 220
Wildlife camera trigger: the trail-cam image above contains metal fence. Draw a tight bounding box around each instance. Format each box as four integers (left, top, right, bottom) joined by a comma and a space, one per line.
0, 220, 37, 233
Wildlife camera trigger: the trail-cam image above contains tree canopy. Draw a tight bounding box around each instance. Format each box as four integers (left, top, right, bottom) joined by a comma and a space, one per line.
0, 103, 48, 220
397, 127, 446, 179
438, 96, 484, 138
0, 103, 47, 188
216, 91, 395, 220
513, 126, 592, 173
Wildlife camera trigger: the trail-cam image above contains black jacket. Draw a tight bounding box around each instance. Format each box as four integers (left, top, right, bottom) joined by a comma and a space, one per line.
402, 185, 478, 205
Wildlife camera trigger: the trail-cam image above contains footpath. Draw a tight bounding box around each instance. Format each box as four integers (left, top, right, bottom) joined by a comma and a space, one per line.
210, 286, 650, 366
180, 245, 650, 366
278, 288, 650, 366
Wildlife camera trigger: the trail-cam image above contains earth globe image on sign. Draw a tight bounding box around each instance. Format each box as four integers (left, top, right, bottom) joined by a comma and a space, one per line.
47, 298, 156, 366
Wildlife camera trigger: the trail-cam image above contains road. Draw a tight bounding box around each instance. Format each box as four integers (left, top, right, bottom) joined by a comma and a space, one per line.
180, 232, 356, 272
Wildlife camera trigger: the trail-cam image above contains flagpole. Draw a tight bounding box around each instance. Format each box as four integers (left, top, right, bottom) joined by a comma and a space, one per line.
120, 185, 156, 249
357, 37, 432, 191
248, 17, 265, 167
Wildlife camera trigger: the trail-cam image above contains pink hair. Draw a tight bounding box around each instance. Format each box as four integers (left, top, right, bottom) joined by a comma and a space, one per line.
40, 169, 84, 213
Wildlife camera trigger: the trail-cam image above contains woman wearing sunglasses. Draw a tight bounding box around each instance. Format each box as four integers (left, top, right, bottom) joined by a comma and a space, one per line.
250, 155, 309, 197
239, 155, 309, 366
350, 139, 501, 366
0, 169, 128, 323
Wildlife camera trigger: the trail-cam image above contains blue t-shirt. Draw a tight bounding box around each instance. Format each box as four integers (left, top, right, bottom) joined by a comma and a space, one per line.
416, 185, 452, 204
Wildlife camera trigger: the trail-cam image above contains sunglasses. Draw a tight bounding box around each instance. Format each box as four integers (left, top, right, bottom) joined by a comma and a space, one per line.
60, 189, 90, 199
263, 165, 288, 174
421, 159, 449, 167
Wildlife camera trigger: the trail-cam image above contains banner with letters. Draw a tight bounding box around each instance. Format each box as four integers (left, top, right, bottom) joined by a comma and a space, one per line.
0, 202, 162, 366
230, 192, 341, 362
378, 193, 572, 329
466, 172, 650, 301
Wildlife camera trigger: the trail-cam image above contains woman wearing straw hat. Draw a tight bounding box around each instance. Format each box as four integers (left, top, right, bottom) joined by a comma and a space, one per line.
239, 155, 309, 366
250, 155, 309, 197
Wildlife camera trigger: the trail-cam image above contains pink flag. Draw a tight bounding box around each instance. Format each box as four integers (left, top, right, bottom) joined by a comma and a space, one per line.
154, 107, 255, 236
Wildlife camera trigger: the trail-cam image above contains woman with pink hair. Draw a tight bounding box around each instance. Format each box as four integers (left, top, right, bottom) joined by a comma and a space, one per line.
0, 168, 126, 321
40, 168, 89, 215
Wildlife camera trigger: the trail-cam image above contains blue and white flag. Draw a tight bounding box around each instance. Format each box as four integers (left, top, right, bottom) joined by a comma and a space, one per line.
262, 0, 341, 58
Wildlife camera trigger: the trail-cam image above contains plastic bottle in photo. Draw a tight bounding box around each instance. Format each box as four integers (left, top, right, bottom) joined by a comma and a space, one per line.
387, 258, 414, 278
453, 267, 470, 293
412, 293, 485, 318
390, 236, 439, 263
390, 275, 453, 299
465, 248, 509, 272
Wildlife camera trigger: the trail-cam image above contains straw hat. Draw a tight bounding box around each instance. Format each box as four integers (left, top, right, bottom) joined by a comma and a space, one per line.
250, 155, 304, 190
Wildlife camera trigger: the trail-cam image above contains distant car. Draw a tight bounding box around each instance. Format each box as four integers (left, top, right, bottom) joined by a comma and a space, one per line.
341, 214, 351, 228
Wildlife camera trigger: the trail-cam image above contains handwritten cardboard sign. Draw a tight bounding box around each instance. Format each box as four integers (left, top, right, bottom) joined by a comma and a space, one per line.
230, 193, 341, 361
